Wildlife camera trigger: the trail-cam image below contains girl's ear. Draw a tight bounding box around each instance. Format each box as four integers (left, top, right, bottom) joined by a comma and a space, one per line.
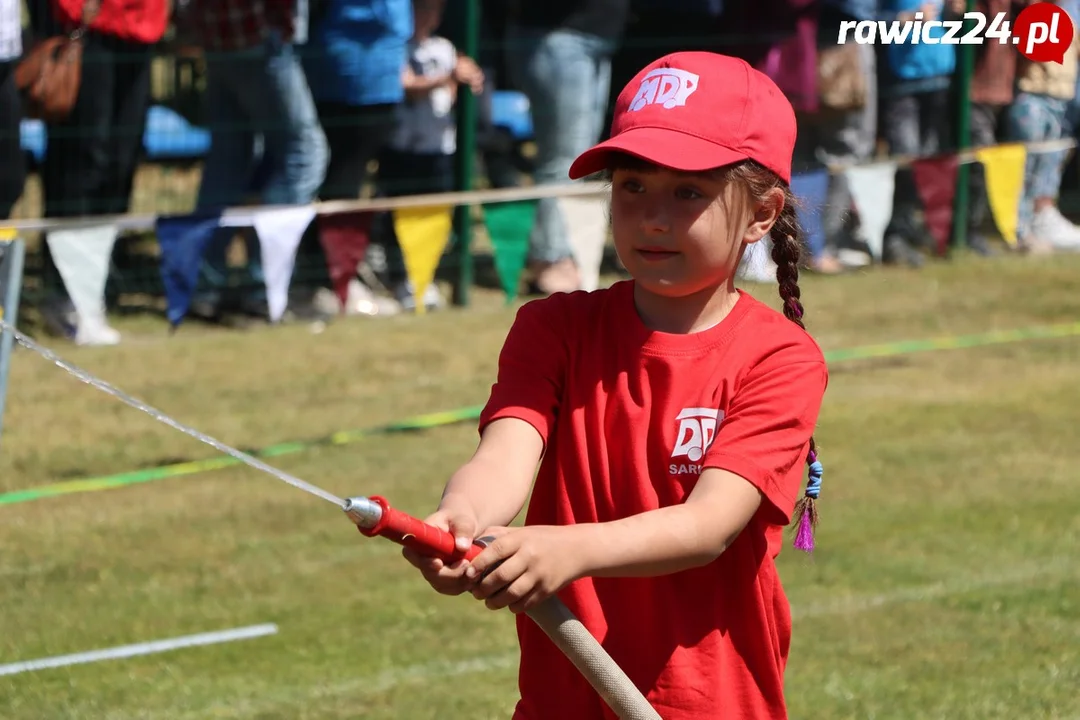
743, 187, 785, 245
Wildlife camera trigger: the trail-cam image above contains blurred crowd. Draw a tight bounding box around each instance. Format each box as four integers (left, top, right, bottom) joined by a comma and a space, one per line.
2, 0, 1080, 337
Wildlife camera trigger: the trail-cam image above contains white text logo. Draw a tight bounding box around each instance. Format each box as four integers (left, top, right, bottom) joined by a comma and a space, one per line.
836, 7, 1075, 63
670, 407, 722, 476
628, 68, 700, 112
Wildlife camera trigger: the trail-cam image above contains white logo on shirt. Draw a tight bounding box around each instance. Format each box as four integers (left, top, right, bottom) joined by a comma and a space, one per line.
670, 407, 722, 475
628, 68, 700, 112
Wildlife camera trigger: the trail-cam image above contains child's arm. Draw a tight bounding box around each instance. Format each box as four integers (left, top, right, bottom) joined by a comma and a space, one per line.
401, 417, 541, 596
401, 64, 454, 99
569, 469, 764, 577
465, 354, 827, 613
438, 416, 543, 535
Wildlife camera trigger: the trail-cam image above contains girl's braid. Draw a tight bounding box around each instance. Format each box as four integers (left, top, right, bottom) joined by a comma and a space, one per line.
766, 193, 822, 553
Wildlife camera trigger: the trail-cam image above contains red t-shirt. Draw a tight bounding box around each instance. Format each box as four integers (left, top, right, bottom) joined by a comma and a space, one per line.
55, 0, 168, 45
478, 280, 828, 720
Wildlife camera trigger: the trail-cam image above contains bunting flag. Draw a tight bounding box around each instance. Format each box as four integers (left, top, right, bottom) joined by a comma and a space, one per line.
317, 212, 373, 309
844, 162, 897, 261
0, 228, 14, 241
912, 155, 959, 256
790, 169, 830, 260
156, 210, 224, 327
45, 224, 119, 333
393, 204, 453, 315
483, 199, 536, 302
974, 143, 1026, 248
559, 195, 609, 292
252, 206, 316, 323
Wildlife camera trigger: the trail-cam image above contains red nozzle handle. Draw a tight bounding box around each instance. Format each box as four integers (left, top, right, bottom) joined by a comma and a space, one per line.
356, 495, 486, 562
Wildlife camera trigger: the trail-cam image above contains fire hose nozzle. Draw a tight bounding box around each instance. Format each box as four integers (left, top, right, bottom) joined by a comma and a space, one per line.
342, 496, 382, 529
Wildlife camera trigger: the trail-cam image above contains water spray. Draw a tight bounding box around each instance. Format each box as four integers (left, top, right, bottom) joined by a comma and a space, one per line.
0, 321, 660, 720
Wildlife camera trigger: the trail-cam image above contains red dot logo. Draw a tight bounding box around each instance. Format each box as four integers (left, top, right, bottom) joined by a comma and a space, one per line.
1014, 2, 1075, 64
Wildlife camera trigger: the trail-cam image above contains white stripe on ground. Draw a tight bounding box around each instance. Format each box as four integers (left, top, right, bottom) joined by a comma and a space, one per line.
0, 623, 279, 677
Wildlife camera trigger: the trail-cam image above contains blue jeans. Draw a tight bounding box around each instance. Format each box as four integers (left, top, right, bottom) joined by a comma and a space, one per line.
196, 34, 328, 302
1005, 92, 1069, 237
506, 27, 614, 264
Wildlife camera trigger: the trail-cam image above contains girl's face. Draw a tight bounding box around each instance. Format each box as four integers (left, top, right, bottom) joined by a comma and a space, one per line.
609, 164, 764, 298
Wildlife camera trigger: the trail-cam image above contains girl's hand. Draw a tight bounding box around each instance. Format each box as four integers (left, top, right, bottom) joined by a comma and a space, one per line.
465, 525, 586, 614
402, 507, 480, 596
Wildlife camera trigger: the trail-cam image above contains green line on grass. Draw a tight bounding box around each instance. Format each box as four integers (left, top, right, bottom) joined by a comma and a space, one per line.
2, 321, 1079, 508
0, 406, 485, 507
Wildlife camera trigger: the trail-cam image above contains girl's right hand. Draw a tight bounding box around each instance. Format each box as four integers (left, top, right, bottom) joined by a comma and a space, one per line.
401, 508, 480, 596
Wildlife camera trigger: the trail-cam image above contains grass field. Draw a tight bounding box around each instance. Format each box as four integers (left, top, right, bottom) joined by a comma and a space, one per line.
2, 253, 1079, 719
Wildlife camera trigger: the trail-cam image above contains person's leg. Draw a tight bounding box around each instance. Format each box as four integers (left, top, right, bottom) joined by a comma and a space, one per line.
377, 149, 455, 309
506, 26, 614, 291
965, 102, 1000, 253
97, 35, 153, 215
297, 102, 398, 292
317, 102, 398, 201
42, 32, 114, 218
0, 62, 26, 218
1023, 96, 1080, 249
822, 42, 878, 265
881, 93, 925, 266
256, 33, 328, 206
194, 48, 259, 313
1005, 92, 1050, 243
37, 31, 114, 336
918, 87, 951, 156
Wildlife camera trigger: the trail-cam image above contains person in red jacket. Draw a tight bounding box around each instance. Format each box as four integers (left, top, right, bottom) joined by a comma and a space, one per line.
405, 52, 828, 720
29, 0, 167, 217
27, 0, 167, 344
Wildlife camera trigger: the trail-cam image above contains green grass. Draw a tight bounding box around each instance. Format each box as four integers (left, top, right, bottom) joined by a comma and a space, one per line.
2, 253, 1080, 719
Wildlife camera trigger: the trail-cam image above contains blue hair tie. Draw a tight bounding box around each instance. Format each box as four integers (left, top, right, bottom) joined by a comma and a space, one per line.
805, 460, 823, 499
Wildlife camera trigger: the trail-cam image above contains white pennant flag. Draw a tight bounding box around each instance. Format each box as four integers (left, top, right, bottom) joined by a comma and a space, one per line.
559, 195, 609, 292
46, 224, 118, 331
252, 206, 316, 323
844, 162, 897, 262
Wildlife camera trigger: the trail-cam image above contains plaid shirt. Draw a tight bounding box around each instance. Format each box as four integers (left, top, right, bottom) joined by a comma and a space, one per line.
183, 0, 296, 52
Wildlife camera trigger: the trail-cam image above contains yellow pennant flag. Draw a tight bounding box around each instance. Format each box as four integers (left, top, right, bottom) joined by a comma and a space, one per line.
974, 143, 1026, 247
0, 228, 15, 241
393, 205, 453, 315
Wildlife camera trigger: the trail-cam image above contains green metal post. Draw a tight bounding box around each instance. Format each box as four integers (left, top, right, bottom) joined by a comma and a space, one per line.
452, 0, 480, 307
950, 0, 977, 251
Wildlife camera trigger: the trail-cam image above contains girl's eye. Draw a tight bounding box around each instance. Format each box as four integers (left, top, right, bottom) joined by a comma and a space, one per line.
674, 186, 704, 200
620, 178, 645, 193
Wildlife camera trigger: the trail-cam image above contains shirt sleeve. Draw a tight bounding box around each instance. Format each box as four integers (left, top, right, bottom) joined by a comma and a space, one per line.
478, 297, 571, 448
702, 352, 828, 526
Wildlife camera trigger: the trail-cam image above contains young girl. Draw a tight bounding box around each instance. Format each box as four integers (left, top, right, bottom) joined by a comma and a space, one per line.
403, 51, 828, 720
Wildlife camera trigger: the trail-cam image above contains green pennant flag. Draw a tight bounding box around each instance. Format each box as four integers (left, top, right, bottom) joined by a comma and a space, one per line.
483, 199, 537, 302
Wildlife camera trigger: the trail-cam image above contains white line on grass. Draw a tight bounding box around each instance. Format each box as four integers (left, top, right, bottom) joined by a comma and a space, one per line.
183, 559, 1079, 718
318, 559, 1080, 698
0, 623, 279, 677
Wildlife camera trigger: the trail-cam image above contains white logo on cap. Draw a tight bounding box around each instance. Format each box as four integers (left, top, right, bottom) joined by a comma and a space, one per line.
628, 68, 700, 112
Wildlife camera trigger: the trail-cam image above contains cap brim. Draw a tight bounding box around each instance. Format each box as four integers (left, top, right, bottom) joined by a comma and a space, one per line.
568, 127, 748, 180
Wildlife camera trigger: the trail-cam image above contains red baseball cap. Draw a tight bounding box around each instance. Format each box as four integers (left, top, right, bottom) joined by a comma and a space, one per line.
568, 52, 797, 184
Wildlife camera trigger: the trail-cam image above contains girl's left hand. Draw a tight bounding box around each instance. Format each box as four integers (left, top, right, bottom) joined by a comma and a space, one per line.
465, 525, 585, 614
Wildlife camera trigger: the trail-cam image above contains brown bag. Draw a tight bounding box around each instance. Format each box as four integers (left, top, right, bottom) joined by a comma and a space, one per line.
817, 42, 868, 113
14, 0, 101, 123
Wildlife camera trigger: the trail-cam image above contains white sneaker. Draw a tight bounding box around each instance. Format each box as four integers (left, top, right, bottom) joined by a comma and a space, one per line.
74, 318, 121, 346
1031, 206, 1080, 250
344, 278, 401, 317
395, 280, 445, 312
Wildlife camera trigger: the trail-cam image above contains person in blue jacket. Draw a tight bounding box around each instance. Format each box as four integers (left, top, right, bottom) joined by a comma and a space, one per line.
306, 0, 413, 202
878, 0, 957, 266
